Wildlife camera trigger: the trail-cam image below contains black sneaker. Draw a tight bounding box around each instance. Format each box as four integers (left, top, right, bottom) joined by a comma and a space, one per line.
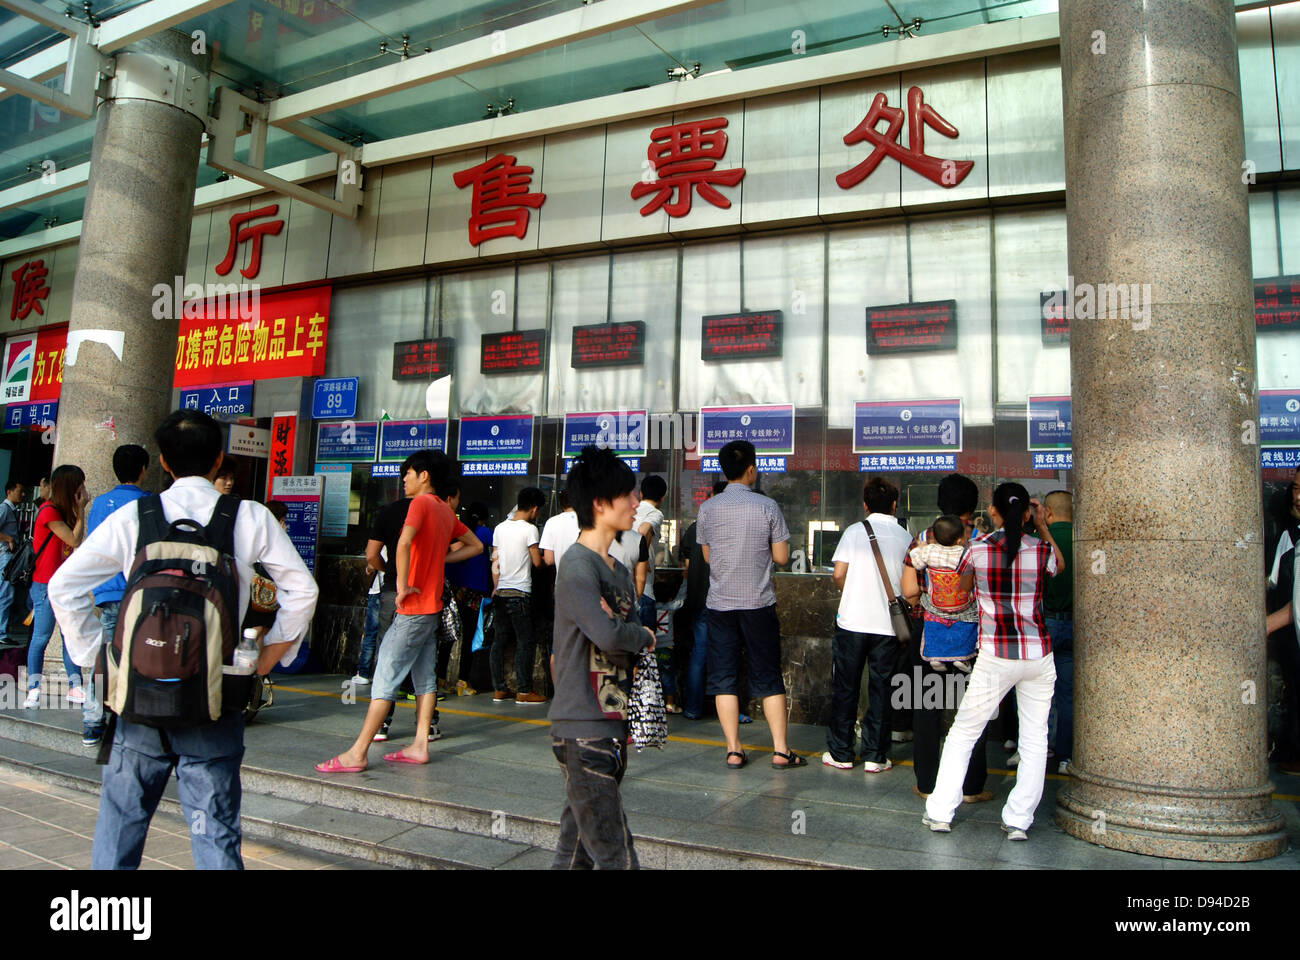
372, 723, 391, 742
81, 727, 104, 746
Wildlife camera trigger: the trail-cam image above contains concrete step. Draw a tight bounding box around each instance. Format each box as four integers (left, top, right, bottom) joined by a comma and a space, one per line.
0, 735, 546, 870
0, 710, 830, 869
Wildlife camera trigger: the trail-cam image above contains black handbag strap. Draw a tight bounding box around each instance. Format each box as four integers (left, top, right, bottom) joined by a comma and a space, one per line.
862, 519, 902, 606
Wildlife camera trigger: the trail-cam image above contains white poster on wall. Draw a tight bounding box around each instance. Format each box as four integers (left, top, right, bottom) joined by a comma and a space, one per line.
313, 462, 352, 538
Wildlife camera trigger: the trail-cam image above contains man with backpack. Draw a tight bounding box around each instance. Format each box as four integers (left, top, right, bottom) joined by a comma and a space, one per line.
47, 409, 319, 870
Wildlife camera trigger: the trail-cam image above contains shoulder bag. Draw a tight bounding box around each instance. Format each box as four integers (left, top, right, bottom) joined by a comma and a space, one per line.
863, 519, 912, 644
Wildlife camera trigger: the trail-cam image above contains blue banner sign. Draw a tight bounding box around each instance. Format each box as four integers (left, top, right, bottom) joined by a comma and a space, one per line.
1027, 395, 1072, 451
853, 399, 962, 453
564, 457, 640, 474
458, 414, 533, 460
312, 377, 358, 419
1263, 449, 1300, 469
1032, 452, 1074, 470
563, 410, 648, 457
270, 475, 323, 574
372, 462, 402, 478
379, 419, 448, 461
859, 453, 957, 473
315, 420, 379, 463
1260, 390, 1300, 448
700, 456, 786, 473
5, 400, 57, 430
462, 461, 530, 476
180, 381, 252, 420
698, 404, 795, 455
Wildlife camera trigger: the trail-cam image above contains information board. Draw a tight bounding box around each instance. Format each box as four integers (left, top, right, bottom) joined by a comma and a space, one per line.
227, 424, 270, 458
372, 462, 402, 478
701, 310, 783, 362
865, 300, 957, 354
1027, 395, 1073, 451
481, 330, 546, 374
1256, 275, 1300, 330
701, 456, 785, 473
1040, 291, 1069, 344
853, 399, 962, 453
314, 420, 379, 463
562, 410, 648, 457
311, 377, 357, 419
313, 463, 352, 538
571, 322, 646, 368
859, 453, 957, 473
270, 475, 323, 574
1260, 389, 1300, 448
379, 419, 448, 461
461, 461, 530, 476
458, 414, 533, 460
699, 404, 795, 455
181, 382, 253, 420
393, 338, 455, 380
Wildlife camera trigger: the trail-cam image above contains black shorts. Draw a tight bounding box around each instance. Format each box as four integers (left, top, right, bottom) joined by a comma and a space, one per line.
704, 604, 785, 699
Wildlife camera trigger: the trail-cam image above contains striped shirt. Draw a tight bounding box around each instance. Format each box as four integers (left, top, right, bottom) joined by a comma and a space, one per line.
695, 482, 790, 612
958, 530, 1058, 659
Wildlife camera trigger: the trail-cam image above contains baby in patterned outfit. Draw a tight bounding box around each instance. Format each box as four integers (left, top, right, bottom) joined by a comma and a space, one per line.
909, 515, 978, 672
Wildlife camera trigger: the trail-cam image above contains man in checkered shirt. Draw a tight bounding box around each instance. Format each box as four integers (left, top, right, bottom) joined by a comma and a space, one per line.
696, 440, 805, 769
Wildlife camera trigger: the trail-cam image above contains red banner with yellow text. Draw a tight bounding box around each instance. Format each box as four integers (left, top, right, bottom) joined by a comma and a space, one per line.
172, 287, 330, 388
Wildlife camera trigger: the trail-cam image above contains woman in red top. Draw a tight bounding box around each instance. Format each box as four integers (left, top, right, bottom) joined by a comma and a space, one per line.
25, 464, 87, 708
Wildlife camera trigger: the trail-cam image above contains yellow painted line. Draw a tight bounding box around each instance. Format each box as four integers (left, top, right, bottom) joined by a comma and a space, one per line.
273, 684, 1300, 798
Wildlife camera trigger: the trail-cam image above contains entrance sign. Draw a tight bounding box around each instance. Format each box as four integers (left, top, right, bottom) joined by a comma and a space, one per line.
182, 381, 253, 420
699, 404, 794, 455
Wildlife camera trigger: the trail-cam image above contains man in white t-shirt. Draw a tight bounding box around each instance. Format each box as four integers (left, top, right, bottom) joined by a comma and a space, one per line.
633, 475, 666, 626
491, 487, 545, 704
824, 476, 914, 774
540, 490, 581, 570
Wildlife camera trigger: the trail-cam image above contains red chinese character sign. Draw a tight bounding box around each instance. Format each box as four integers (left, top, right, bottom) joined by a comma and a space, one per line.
837, 86, 973, 190
214, 203, 284, 279
266, 413, 297, 501
172, 286, 330, 388
2, 324, 65, 405
452, 154, 546, 246
631, 118, 745, 217
10, 260, 50, 322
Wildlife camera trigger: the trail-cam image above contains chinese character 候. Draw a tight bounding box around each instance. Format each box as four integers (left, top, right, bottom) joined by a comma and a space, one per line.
10, 260, 50, 322
630, 118, 746, 218
452, 153, 546, 246
837, 86, 974, 190
214, 204, 284, 279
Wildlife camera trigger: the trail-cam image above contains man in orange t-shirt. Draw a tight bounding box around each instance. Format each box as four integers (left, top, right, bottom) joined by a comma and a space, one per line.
317, 450, 482, 773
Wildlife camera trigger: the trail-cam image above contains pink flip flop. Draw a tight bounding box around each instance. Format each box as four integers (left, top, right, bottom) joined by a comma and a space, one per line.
315, 756, 366, 773
383, 751, 428, 765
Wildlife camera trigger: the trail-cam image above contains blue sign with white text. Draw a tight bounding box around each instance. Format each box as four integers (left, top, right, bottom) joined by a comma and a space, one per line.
379, 419, 448, 460
372, 462, 402, 478
859, 453, 957, 473
458, 414, 533, 460
563, 411, 648, 457
699, 404, 795, 455
312, 377, 358, 419
1032, 452, 1074, 470
181, 382, 252, 421
1264, 449, 1300, 469
853, 399, 962, 453
315, 420, 379, 462
1027, 396, 1072, 450
564, 457, 640, 474
700, 456, 785, 473
462, 461, 530, 477
1260, 390, 1300, 448
5, 401, 57, 430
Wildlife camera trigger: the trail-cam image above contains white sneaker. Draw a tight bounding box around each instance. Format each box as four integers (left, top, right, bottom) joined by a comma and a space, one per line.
350, 674, 370, 685
922, 816, 951, 833
427, 725, 442, 742
863, 759, 893, 773
1001, 822, 1028, 841
1058, 759, 1070, 775
66, 686, 85, 704
1007, 750, 1020, 768
23, 687, 41, 709
1003, 739, 1016, 751
821, 751, 853, 770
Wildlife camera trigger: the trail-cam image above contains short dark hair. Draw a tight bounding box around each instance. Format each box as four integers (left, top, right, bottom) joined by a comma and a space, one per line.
712, 480, 728, 496
568, 445, 636, 530
932, 515, 964, 546
436, 477, 461, 500
718, 440, 755, 481
266, 500, 289, 523
864, 476, 899, 514
937, 473, 979, 517
400, 449, 450, 490
516, 486, 545, 511
640, 475, 667, 502
215, 458, 238, 480
112, 444, 150, 484
155, 409, 223, 478
5, 480, 21, 494
557, 489, 570, 511
465, 501, 491, 528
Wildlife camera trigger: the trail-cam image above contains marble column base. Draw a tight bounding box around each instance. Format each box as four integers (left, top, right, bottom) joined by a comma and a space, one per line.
1055, 767, 1286, 861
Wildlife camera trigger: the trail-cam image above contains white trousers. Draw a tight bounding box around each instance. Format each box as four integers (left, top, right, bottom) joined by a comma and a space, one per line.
925, 651, 1056, 830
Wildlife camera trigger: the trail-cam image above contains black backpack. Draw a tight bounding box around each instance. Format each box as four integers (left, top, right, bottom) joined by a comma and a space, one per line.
105, 494, 247, 728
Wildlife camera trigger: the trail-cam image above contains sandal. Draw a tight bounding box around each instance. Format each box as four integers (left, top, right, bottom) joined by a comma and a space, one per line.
771, 750, 808, 769
664, 703, 683, 714
725, 750, 747, 769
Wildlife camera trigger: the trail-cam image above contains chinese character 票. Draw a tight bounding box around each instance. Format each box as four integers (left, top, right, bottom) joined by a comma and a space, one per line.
214, 204, 284, 279
9, 260, 50, 322
837, 86, 974, 190
452, 153, 546, 246
630, 118, 746, 218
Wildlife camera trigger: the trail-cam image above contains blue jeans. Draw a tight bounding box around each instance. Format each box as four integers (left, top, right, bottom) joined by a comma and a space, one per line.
1047, 613, 1074, 760
93, 711, 245, 869
358, 592, 381, 678
27, 581, 81, 690
684, 613, 709, 718
82, 602, 117, 734
371, 612, 440, 702
0, 546, 13, 640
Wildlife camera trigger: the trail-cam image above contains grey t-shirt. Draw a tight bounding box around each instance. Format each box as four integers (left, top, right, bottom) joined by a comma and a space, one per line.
548, 541, 652, 740
0, 500, 18, 547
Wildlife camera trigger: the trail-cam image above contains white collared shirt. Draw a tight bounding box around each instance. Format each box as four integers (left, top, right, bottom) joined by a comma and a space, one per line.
48, 476, 320, 668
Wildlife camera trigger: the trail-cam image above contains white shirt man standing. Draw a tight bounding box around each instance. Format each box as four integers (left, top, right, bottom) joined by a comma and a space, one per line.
491, 486, 545, 703
540, 490, 581, 570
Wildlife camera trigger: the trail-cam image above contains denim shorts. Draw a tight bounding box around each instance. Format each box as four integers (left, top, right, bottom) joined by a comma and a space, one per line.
371, 612, 440, 702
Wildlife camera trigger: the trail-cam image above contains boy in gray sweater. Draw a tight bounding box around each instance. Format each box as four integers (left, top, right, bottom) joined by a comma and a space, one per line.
548, 445, 656, 869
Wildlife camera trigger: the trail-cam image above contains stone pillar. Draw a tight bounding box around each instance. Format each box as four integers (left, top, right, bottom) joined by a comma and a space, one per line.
53, 31, 210, 496
1054, 1, 1285, 859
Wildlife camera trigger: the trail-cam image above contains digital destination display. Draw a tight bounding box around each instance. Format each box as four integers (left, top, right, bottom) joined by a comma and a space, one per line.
571, 321, 646, 368
701, 310, 783, 362
1256, 275, 1300, 330
481, 329, 546, 374
392, 338, 454, 380
865, 300, 957, 354
1040, 290, 1069, 344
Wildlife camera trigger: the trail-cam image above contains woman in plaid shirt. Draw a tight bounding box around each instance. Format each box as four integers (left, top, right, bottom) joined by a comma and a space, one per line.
922, 482, 1064, 840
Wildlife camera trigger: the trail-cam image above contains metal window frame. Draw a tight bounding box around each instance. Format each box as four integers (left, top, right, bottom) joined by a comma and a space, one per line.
0, 0, 112, 118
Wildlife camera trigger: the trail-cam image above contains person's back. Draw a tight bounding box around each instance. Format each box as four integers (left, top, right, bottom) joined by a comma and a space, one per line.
696, 483, 787, 612
494, 515, 539, 593
965, 530, 1056, 658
